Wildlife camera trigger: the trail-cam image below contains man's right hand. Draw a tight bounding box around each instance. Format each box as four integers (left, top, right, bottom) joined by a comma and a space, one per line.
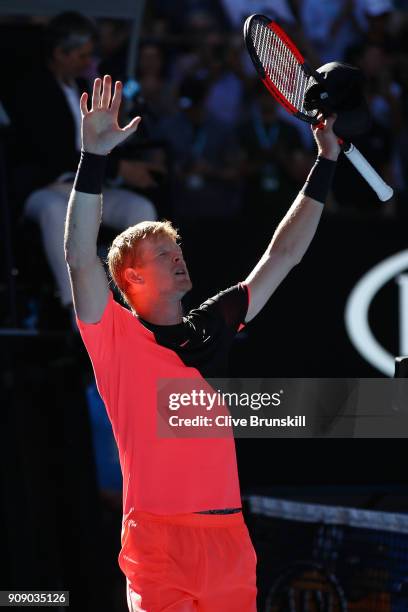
80, 74, 141, 156
312, 114, 341, 162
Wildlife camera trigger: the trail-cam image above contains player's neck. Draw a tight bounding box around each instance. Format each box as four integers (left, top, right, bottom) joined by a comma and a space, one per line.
132, 298, 184, 326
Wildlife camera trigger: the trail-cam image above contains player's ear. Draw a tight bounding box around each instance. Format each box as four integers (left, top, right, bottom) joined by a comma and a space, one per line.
124, 267, 144, 285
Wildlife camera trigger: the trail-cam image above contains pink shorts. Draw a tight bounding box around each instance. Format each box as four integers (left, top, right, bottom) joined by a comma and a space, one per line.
119, 510, 257, 611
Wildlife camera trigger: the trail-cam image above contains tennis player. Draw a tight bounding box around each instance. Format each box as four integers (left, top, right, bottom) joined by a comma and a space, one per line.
64, 74, 340, 611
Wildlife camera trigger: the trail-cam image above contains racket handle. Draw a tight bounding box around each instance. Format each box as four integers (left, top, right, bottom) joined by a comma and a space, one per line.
342, 142, 394, 202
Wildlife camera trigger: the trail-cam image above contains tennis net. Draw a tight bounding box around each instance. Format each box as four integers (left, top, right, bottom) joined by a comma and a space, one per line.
246, 495, 408, 611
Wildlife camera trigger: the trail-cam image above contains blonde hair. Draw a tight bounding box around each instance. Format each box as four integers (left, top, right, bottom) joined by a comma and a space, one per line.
107, 220, 180, 304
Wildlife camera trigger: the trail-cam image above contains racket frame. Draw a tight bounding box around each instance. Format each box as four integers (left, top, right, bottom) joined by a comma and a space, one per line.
244, 14, 321, 124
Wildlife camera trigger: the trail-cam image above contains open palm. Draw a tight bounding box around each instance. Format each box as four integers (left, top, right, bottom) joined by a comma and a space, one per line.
80, 74, 141, 155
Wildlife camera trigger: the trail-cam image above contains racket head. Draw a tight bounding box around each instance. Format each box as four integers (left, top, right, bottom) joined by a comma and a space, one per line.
244, 14, 321, 125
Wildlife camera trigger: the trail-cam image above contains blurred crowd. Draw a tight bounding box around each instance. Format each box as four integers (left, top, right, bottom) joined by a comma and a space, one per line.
0, 0, 408, 329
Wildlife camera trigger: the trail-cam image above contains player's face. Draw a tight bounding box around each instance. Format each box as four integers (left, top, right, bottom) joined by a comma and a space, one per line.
136, 235, 192, 298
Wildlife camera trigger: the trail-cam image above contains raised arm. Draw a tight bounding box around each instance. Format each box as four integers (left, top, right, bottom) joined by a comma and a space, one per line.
64, 75, 141, 323
244, 116, 341, 323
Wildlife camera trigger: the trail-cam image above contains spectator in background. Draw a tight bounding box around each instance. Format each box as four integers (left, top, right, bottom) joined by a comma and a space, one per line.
349, 41, 403, 133
220, 0, 297, 31
151, 75, 242, 219
135, 41, 178, 119
239, 83, 312, 226
96, 18, 130, 82
10, 12, 158, 325
202, 35, 244, 126
298, 0, 362, 63
151, 0, 229, 34
354, 0, 395, 46
98, 21, 177, 120
171, 29, 245, 126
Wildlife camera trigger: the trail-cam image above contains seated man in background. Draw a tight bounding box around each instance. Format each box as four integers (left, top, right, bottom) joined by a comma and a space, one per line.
10, 12, 160, 324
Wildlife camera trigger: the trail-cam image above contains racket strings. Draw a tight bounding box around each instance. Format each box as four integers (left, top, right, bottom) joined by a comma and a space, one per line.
250, 20, 317, 118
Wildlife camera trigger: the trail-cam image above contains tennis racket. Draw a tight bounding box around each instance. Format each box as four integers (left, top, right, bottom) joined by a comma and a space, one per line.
243, 14, 394, 202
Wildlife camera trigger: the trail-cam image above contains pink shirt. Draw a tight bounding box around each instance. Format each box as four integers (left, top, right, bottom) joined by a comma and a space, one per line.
77, 291, 242, 516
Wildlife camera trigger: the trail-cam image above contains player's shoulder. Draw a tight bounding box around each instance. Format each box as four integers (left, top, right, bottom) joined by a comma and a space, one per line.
188, 284, 247, 319
97, 290, 137, 328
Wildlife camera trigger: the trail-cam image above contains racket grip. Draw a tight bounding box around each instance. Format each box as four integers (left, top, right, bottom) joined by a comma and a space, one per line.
343, 143, 394, 202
